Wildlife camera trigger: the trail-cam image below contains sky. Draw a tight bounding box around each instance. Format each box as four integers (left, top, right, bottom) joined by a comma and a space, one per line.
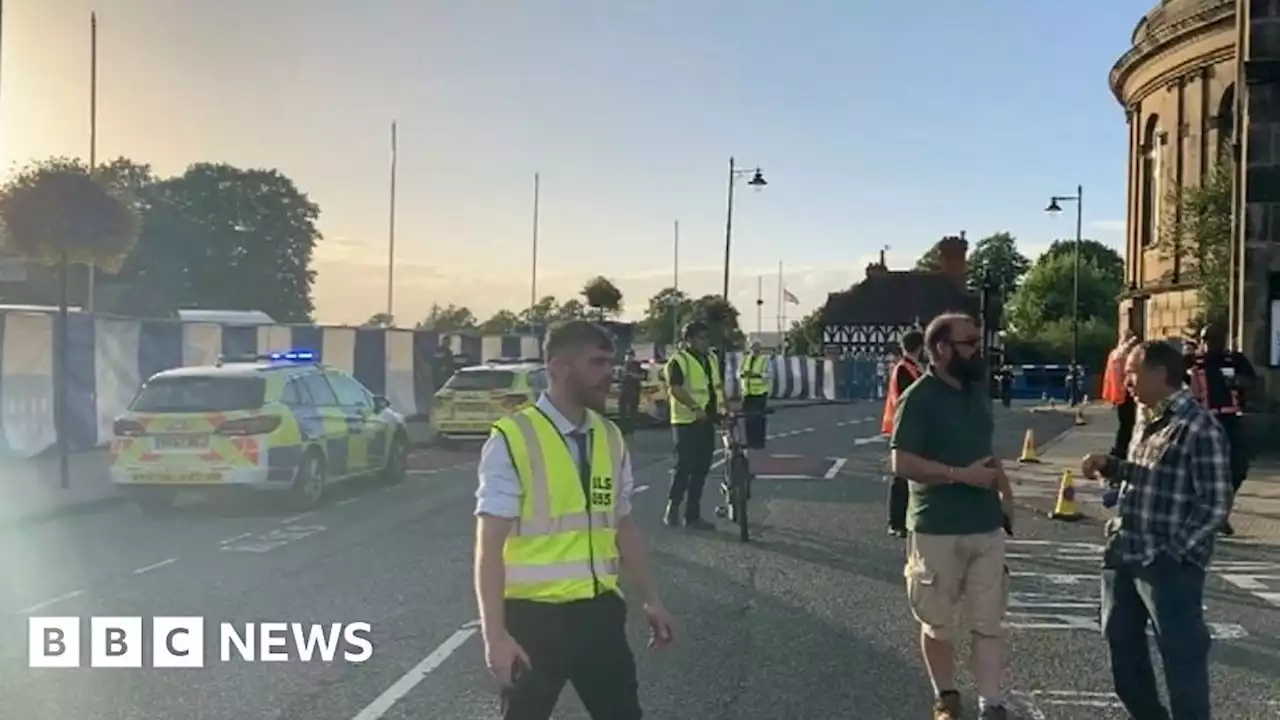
0, 0, 1150, 330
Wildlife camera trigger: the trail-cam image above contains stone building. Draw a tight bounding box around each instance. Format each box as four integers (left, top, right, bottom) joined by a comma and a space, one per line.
1110, 0, 1237, 339
1112, 0, 1280, 432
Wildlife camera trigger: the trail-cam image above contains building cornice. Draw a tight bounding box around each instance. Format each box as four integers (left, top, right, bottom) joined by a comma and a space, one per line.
1127, 45, 1235, 106
1109, 0, 1235, 104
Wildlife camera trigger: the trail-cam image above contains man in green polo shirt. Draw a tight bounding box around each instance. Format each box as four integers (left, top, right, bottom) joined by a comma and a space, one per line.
890, 312, 1015, 720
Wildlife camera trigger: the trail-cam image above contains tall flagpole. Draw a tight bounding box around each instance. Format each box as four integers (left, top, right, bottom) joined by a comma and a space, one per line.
756, 276, 763, 334
386, 120, 397, 318
777, 261, 785, 335
530, 172, 540, 314
86, 11, 98, 312
670, 220, 680, 352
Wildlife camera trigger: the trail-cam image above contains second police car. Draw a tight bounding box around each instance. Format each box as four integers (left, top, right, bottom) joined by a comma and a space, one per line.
109, 350, 410, 513
429, 358, 543, 443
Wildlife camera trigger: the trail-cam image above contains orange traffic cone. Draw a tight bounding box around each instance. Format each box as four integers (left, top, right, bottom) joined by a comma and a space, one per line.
1050, 470, 1083, 521
1018, 428, 1040, 463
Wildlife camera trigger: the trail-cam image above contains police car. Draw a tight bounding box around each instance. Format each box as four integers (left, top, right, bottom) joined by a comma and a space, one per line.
109, 350, 410, 513
429, 358, 544, 442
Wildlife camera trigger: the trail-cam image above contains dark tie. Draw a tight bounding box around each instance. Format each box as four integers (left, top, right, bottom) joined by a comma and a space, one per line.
570, 431, 591, 496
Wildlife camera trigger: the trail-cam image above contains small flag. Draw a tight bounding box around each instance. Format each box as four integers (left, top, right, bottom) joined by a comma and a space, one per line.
783, 289, 800, 304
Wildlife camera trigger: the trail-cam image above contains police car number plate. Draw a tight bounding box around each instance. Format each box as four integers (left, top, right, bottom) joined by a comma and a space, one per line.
154, 435, 209, 449
133, 472, 221, 483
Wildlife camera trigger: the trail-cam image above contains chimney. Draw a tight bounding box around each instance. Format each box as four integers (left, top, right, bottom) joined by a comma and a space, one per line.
936, 232, 968, 285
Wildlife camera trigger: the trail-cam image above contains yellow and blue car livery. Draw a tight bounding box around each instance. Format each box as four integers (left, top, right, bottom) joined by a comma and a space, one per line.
429, 358, 544, 441
110, 350, 409, 511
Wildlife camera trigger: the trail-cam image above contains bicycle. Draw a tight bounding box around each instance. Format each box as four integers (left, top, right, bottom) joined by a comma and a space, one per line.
713, 408, 773, 542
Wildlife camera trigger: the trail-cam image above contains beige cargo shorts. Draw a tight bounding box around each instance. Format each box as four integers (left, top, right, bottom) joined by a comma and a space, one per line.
904, 530, 1008, 641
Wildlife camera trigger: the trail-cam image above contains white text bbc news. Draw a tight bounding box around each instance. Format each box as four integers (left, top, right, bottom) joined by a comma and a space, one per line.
28, 617, 374, 668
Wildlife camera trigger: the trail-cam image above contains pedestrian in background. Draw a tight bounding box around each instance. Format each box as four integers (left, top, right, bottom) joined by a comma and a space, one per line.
1082, 339, 1232, 720
663, 320, 726, 529
882, 328, 925, 538
1187, 322, 1255, 536
618, 348, 645, 436
890, 313, 1015, 720
473, 320, 674, 720
1103, 330, 1139, 458
738, 340, 772, 451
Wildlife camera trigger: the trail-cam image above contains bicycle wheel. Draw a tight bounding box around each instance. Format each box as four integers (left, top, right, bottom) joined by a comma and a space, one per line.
729, 456, 750, 542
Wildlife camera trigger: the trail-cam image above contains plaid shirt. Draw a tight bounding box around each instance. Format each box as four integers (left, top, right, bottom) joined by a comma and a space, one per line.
1102, 388, 1233, 568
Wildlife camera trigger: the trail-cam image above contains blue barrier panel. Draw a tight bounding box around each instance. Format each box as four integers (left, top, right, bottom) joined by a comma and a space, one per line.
353, 329, 387, 396
137, 320, 184, 383
290, 326, 324, 359
66, 313, 98, 451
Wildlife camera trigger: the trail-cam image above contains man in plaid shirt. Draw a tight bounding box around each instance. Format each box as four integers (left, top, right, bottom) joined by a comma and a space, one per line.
1082, 339, 1233, 720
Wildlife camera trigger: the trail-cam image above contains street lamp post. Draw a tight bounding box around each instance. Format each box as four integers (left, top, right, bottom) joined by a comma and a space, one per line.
722, 156, 768, 299
1046, 184, 1084, 405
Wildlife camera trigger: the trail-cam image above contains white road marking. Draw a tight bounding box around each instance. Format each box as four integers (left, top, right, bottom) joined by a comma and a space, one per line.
19, 590, 85, 614
335, 497, 358, 507
349, 624, 479, 720
220, 525, 327, 553
823, 458, 847, 480
132, 557, 178, 575
852, 435, 885, 446
771, 454, 803, 458
634, 484, 650, 494
756, 474, 814, 480
280, 512, 314, 524
217, 532, 254, 546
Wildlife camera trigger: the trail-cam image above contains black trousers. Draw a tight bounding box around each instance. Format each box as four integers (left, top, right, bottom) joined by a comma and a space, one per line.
1112, 396, 1136, 458
669, 420, 716, 519
741, 393, 768, 449
1217, 413, 1250, 493
887, 476, 908, 530
618, 390, 641, 435
501, 593, 641, 720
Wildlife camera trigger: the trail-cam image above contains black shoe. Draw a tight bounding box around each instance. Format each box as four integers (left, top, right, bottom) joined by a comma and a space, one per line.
664, 503, 681, 526
887, 525, 907, 539
1220, 521, 1236, 536
684, 517, 716, 530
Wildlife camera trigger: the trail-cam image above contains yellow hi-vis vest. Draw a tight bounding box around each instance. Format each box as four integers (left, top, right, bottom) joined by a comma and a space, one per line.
739, 353, 770, 397
665, 349, 725, 425
494, 406, 625, 603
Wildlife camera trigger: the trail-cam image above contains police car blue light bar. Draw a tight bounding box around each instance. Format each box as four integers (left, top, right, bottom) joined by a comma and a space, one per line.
268, 349, 318, 362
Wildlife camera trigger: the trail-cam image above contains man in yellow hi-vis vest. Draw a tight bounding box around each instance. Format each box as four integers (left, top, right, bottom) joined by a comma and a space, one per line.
738, 340, 772, 449
664, 320, 726, 529
474, 320, 674, 720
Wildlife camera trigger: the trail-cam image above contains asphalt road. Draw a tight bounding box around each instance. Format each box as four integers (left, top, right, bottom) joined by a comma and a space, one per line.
1, 403, 1277, 719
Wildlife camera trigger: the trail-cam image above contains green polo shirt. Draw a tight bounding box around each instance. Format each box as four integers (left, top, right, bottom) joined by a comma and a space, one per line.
890, 368, 1003, 535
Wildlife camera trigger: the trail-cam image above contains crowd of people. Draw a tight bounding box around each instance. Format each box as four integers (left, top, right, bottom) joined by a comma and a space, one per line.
463, 311, 1252, 720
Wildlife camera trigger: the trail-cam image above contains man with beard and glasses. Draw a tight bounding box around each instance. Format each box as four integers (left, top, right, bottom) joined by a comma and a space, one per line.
474, 320, 674, 720
890, 313, 1016, 720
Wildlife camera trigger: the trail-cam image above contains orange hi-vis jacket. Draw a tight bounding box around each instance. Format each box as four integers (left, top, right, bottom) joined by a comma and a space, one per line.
882, 356, 923, 435
1101, 344, 1130, 405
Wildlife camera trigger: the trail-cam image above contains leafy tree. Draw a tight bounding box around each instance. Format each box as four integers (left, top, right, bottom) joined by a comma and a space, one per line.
0, 157, 140, 272
967, 231, 1030, 296
582, 275, 623, 319
1004, 317, 1118, 373
520, 295, 563, 328
638, 287, 694, 347
784, 307, 824, 355
163, 163, 321, 322
688, 294, 744, 351
914, 243, 941, 272
1159, 158, 1232, 330
416, 303, 477, 332
556, 298, 588, 320
1005, 241, 1124, 337
364, 312, 394, 327
479, 309, 521, 334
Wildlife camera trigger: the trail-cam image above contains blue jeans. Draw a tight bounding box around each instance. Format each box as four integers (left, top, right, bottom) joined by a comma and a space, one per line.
1101, 555, 1211, 720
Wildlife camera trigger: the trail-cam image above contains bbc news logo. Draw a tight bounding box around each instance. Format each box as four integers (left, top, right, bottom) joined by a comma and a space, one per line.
28, 617, 373, 668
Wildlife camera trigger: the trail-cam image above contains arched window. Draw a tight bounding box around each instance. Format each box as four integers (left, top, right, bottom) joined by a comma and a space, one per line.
1216, 84, 1235, 162
1140, 115, 1162, 248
